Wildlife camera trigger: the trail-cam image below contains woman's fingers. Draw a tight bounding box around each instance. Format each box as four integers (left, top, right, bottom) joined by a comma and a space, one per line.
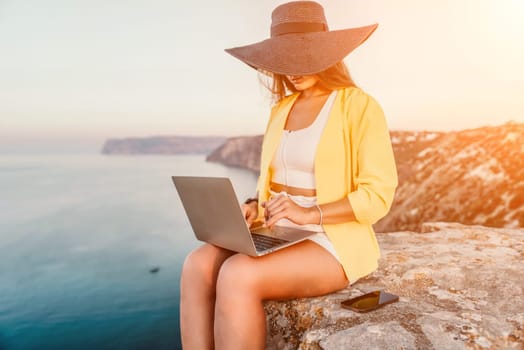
241, 204, 250, 219
264, 194, 287, 211
241, 203, 258, 226
263, 194, 288, 222
246, 210, 257, 226
265, 207, 290, 227
264, 195, 309, 227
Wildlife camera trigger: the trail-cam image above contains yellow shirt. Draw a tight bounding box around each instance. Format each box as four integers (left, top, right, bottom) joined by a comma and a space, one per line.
256, 86, 398, 283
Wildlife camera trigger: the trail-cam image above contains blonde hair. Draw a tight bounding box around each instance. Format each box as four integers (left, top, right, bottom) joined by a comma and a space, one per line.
259, 61, 356, 103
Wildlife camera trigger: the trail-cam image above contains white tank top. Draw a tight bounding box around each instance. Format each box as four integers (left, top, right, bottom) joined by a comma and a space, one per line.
270, 91, 337, 189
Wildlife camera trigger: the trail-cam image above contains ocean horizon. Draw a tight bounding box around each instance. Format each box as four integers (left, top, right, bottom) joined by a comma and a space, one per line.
0, 154, 258, 349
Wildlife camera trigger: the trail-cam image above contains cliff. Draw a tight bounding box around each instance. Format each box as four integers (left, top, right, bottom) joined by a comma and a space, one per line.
206, 135, 264, 172
265, 222, 524, 349
205, 123, 524, 232
101, 136, 226, 155
378, 122, 524, 232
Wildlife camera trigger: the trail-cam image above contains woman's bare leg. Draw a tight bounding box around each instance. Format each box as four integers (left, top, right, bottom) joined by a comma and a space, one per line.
180, 243, 235, 349
214, 240, 349, 350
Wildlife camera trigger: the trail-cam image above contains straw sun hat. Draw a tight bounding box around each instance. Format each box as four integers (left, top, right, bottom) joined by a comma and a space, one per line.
225, 1, 378, 76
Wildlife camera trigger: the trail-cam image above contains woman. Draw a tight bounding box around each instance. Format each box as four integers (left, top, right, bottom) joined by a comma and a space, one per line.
180, 1, 398, 349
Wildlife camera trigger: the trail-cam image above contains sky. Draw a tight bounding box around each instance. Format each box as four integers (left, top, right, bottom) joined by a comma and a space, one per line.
1, 0, 523, 153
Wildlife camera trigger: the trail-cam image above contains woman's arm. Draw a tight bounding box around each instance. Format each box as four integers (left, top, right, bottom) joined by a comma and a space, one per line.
345, 93, 398, 225
262, 194, 355, 228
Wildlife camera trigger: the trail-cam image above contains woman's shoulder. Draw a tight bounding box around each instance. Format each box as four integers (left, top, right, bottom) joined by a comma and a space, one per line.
336, 86, 385, 123
268, 93, 300, 120
339, 86, 382, 110
272, 92, 299, 109
337, 86, 379, 106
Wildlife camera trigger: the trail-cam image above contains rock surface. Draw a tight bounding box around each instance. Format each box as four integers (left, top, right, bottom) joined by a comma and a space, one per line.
264, 222, 524, 349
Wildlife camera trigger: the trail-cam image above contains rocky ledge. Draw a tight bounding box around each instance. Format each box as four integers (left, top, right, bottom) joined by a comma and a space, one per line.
264, 222, 524, 349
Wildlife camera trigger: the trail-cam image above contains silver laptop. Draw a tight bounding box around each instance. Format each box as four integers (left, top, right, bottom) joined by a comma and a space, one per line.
172, 176, 317, 256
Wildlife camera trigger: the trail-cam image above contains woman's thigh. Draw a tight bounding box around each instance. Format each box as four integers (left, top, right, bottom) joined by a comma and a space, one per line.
218, 240, 348, 300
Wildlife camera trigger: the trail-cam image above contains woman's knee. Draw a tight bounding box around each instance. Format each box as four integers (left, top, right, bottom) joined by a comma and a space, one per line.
181, 244, 229, 289
216, 254, 261, 299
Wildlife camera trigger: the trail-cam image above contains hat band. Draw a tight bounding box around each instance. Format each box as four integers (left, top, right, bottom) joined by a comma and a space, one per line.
271, 21, 327, 37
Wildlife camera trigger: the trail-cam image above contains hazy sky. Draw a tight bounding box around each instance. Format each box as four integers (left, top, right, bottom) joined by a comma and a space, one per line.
1, 0, 523, 153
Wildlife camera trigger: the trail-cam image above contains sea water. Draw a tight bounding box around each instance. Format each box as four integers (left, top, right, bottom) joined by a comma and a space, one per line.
0, 154, 258, 350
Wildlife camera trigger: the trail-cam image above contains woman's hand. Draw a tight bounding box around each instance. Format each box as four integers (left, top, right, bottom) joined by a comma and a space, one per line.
262, 193, 318, 228
241, 201, 259, 227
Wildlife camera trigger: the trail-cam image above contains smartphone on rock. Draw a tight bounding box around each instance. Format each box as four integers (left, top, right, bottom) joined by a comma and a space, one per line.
341, 290, 399, 313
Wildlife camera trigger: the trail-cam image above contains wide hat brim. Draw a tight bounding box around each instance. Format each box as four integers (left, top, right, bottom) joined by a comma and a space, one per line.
225, 23, 378, 76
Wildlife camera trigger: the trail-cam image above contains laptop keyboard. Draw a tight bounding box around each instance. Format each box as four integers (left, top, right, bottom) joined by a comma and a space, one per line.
251, 233, 288, 252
